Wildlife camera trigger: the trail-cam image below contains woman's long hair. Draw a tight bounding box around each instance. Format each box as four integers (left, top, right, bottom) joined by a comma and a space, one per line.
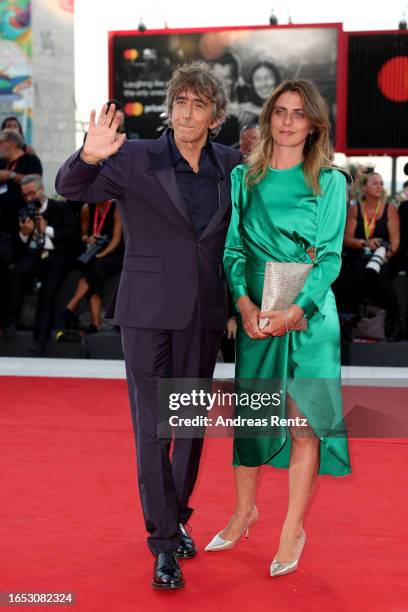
245, 79, 331, 194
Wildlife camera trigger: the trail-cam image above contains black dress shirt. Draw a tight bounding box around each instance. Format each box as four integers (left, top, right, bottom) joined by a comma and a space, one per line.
168, 130, 219, 237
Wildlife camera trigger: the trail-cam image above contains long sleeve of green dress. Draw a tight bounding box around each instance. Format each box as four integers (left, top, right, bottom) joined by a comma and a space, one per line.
294, 170, 347, 319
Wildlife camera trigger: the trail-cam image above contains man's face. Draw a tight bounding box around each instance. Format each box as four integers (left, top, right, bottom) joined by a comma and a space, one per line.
170, 89, 220, 146
239, 128, 260, 158
21, 181, 44, 203
0, 137, 12, 160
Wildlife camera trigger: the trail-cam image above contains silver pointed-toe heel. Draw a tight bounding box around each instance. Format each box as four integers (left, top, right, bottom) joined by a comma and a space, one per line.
270, 529, 306, 577
204, 506, 259, 552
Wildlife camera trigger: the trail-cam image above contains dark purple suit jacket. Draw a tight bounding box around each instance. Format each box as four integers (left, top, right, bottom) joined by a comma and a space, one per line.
55, 130, 241, 330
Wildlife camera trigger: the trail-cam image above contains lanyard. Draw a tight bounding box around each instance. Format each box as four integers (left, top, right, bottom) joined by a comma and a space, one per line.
6, 160, 18, 172
93, 201, 112, 236
362, 202, 381, 240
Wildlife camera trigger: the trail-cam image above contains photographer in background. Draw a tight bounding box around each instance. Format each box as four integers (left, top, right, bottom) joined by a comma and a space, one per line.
5, 175, 77, 355
63, 199, 123, 334
0, 130, 42, 253
343, 171, 401, 341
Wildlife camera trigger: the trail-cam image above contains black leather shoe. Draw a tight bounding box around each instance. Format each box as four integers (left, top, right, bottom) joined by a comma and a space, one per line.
176, 523, 197, 559
152, 551, 185, 590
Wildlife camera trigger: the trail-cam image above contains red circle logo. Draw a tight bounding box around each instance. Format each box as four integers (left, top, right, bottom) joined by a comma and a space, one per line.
377, 56, 408, 102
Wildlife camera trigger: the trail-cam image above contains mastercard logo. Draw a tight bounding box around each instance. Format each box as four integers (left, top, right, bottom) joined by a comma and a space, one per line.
123, 49, 139, 60
125, 102, 144, 116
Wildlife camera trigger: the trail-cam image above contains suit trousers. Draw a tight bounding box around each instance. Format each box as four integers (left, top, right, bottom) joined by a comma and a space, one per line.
121, 306, 221, 555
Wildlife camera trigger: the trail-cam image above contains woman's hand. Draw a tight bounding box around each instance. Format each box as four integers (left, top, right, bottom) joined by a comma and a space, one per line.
95, 248, 110, 259
237, 296, 269, 340
365, 237, 382, 251
82, 234, 97, 245
259, 310, 287, 336
260, 305, 307, 336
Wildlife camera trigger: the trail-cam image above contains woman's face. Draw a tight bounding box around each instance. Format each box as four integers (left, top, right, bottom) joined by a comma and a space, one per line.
270, 91, 312, 149
364, 173, 384, 200
253, 66, 277, 101
4, 119, 20, 133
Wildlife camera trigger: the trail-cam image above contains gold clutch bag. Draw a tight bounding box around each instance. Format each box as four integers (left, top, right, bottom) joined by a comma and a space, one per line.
258, 261, 313, 330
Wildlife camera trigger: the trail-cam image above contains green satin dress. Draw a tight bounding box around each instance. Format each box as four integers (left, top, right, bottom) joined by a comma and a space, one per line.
223, 162, 351, 476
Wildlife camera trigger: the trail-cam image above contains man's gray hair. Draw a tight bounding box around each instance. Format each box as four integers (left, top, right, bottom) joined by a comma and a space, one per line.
165, 61, 230, 138
0, 129, 25, 149
21, 174, 43, 189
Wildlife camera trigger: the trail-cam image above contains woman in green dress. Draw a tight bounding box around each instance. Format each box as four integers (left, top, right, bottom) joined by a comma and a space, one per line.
205, 79, 352, 576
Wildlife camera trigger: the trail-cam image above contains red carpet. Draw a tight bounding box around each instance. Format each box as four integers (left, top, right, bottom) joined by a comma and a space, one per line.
1, 376, 407, 612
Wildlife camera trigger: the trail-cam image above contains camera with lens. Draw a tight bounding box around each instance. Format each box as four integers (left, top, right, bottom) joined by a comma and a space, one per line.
365, 240, 389, 274
19, 199, 45, 252
78, 234, 109, 265
19, 199, 42, 223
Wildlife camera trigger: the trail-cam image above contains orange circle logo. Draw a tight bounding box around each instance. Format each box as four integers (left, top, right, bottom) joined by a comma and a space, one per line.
123, 49, 138, 60
377, 56, 408, 102
124, 102, 144, 116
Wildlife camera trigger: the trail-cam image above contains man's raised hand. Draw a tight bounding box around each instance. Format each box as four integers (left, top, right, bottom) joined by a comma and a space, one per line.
81, 104, 126, 165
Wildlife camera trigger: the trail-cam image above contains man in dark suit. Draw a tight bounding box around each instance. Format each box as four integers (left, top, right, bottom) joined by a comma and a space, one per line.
55, 62, 241, 590
6, 174, 77, 354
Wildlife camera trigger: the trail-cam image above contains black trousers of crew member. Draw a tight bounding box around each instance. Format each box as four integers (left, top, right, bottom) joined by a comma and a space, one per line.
9, 251, 69, 344
121, 305, 221, 556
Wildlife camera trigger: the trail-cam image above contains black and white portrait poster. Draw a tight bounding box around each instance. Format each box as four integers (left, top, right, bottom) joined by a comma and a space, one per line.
109, 25, 339, 145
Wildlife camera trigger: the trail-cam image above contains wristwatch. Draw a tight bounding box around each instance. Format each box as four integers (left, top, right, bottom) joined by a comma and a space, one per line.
9, 171, 17, 180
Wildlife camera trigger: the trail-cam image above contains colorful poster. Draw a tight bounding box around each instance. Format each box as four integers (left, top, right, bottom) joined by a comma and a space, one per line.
0, 0, 32, 143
